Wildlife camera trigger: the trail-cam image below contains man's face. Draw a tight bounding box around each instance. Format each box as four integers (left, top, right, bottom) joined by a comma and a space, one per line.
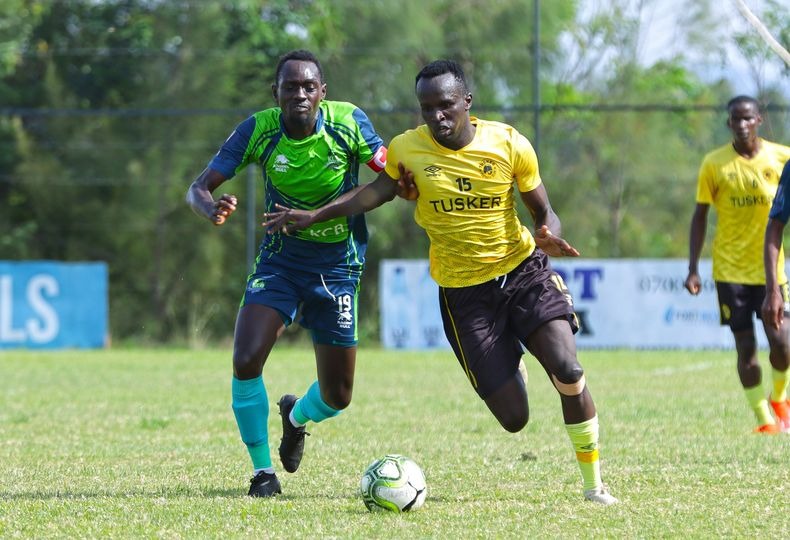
273, 60, 326, 128
727, 101, 762, 145
416, 73, 472, 148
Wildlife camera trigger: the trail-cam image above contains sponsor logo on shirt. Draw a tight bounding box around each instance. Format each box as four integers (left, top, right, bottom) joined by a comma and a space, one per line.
273, 154, 289, 173
428, 196, 502, 212
306, 223, 349, 238
729, 194, 772, 208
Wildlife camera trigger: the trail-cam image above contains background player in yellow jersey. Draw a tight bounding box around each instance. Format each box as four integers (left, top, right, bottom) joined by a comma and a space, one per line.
684, 95, 790, 433
265, 60, 618, 504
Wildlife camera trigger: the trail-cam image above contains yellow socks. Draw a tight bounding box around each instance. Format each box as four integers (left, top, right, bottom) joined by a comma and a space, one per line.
770, 367, 789, 403
565, 415, 602, 491
744, 384, 774, 426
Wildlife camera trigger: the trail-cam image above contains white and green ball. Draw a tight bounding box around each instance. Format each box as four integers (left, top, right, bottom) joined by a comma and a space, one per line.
359, 454, 427, 512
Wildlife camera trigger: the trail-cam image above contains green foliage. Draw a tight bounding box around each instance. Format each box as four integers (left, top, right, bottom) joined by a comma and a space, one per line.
537, 0, 758, 257
0, 348, 787, 537
0, 0, 314, 342
733, 0, 790, 86
544, 61, 722, 257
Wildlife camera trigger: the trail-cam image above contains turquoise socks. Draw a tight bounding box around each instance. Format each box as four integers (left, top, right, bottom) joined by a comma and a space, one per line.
294, 381, 341, 424
231, 376, 272, 470
231, 377, 339, 471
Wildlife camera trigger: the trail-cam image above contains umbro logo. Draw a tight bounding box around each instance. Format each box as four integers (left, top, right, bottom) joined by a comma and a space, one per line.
424, 165, 442, 177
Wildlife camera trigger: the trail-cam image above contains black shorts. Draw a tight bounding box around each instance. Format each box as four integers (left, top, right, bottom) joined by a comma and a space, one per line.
438, 249, 579, 399
715, 281, 790, 332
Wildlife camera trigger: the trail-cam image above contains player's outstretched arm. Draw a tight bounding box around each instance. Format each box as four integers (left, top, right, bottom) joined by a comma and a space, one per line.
186, 168, 237, 226
762, 218, 786, 329
520, 184, 579, 257
262, 167, 405, 234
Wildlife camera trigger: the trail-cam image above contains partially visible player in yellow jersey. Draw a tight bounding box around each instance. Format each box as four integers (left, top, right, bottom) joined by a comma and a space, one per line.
264, 59, 617, 505
685, 95, 790, 434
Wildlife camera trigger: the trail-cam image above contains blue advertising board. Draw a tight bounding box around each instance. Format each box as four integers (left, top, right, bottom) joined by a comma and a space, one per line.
0, 261, 108, 349
379, 258, 751, 350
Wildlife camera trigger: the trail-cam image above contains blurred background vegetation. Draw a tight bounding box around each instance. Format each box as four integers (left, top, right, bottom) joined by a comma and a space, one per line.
0, 0, 788, 346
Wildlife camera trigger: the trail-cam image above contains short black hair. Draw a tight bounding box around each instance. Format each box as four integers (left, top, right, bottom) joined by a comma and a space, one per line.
727, 95, 760, 114
415, 59, 469, 92
275, 49, 324, 85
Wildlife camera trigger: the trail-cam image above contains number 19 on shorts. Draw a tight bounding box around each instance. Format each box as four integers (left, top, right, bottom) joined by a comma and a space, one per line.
337, 294, 353, 329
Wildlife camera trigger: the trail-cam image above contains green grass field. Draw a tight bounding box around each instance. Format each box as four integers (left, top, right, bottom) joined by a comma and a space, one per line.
1, 348, 788, 538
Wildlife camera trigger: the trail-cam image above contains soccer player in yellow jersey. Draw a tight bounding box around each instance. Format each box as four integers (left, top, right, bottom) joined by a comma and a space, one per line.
684, 95, 790, 434
265, 60, 618, 504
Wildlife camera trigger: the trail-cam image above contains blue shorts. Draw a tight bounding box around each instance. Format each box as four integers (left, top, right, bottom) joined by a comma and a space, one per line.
241, 259, 361, 347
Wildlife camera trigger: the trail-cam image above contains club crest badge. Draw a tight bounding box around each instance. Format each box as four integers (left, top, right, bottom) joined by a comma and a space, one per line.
478, 158, 498, 178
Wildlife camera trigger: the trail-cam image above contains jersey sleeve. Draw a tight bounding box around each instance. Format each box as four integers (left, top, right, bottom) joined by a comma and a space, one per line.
350, 107, 385, 171
384, 134, 405, 180
511, 130, 542, 192
207, 116, 256, 179
769, 161, 790, 223
695, 158, 715, 204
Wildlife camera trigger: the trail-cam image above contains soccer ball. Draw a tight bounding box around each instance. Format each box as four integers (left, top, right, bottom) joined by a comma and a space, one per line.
359, 454, 427, 512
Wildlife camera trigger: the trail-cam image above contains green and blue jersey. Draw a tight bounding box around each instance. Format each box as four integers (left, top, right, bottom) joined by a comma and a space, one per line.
769, 161, 790, 224
209, 100, 385, 273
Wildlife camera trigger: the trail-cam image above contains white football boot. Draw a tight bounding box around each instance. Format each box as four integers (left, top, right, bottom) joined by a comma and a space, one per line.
584, 485, 619, 505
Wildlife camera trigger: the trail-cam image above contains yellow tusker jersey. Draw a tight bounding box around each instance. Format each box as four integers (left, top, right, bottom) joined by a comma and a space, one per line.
385, 117, 541, 287
696, 139, 790, 284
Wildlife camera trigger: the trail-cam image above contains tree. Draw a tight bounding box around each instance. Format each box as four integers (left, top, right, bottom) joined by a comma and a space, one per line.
538, 0, 735, 257
0, 0, 323, 343
1, 0, 785, 345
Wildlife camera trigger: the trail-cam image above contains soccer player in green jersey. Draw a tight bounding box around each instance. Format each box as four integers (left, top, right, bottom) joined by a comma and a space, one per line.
763, 161, 790, 328
685, 96, 790, 434
186, 50, 387, 497
265, 60, 618, 505
762, 161, 790, 433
